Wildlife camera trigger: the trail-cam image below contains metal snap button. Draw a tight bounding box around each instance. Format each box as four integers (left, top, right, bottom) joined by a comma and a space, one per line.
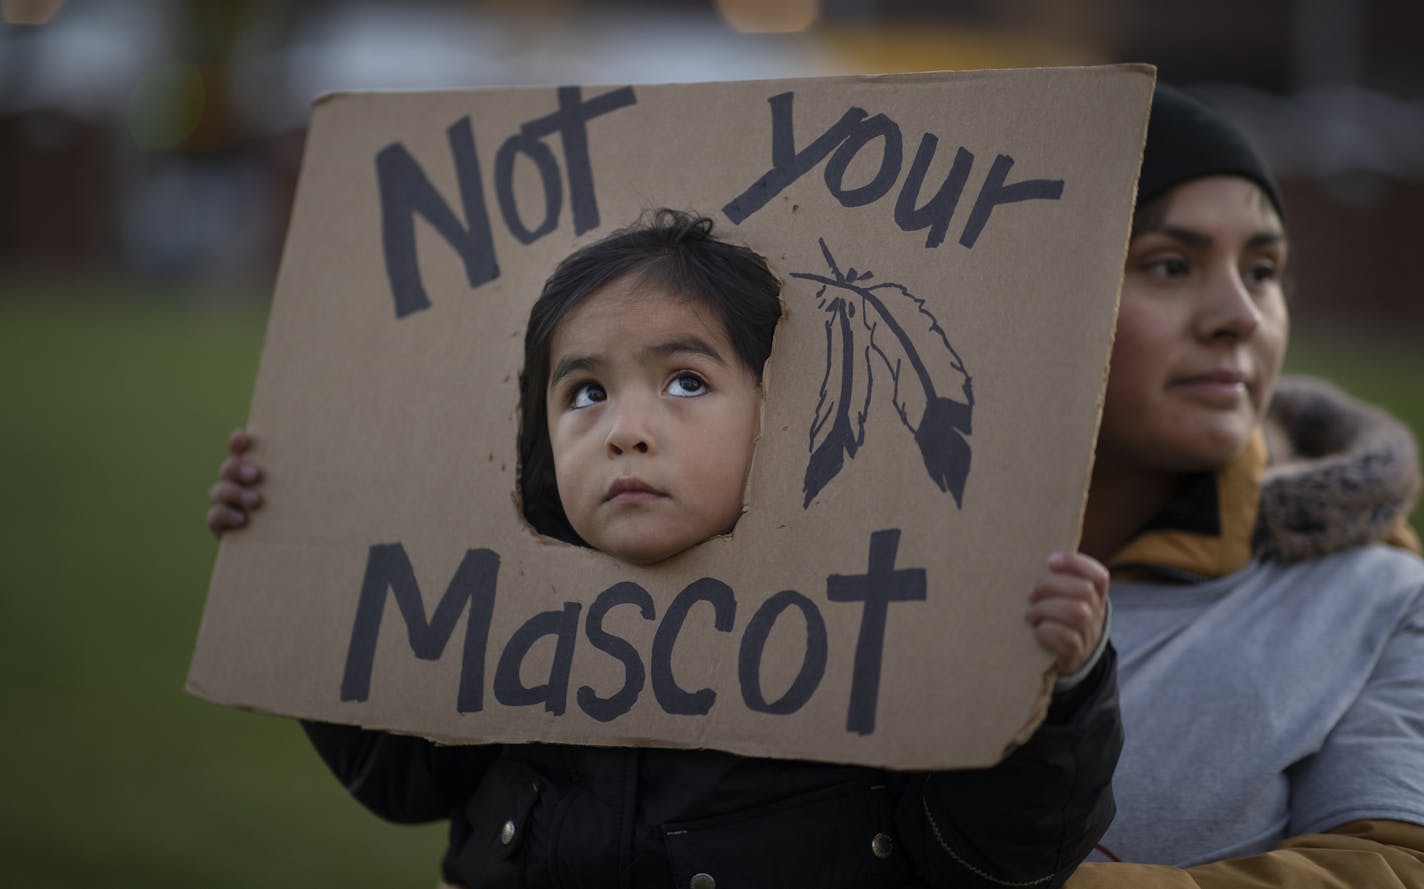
500, 819, 517, 846
690, 872, 716, 889
871, 832, 894, 859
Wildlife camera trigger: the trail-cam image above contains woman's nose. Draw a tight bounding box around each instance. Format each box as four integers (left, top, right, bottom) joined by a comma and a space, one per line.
606, 398, 654, 456
1197, 265, 1261, 341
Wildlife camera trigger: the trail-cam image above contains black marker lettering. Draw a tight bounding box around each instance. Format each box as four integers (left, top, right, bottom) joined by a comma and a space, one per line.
340, 543, 500, 713
493, 602, 582, 715
505, 85, 638, 237
724, 96, 1065, 254
577, 582, 655, 723
824, 114, 902, 208
738, 590, 827, 716
959, 153, 1064, 248
375, 118, 499, 318
826, 529, 926, 735
652, 578, 736, 716
723, 92, 869, 223
494, 131, 562, 244
894, 138, 973, 248
377, 86, 635, 317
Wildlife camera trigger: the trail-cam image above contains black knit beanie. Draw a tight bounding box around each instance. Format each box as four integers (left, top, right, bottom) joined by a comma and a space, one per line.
1138, 84, 1284, 219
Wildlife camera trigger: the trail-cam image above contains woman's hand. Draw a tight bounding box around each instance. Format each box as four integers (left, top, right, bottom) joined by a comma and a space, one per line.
206, 428, 263, 537
1028, 552, 1110, 675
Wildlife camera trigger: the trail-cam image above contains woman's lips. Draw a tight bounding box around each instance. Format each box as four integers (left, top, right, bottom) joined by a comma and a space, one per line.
1170, 370, 1250, 405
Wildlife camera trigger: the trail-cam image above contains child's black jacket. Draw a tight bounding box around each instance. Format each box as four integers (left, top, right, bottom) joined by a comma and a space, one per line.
303, 647, 1119, 889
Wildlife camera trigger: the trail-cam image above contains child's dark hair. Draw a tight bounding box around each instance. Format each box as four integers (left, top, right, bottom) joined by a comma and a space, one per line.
517, 209, 782, 544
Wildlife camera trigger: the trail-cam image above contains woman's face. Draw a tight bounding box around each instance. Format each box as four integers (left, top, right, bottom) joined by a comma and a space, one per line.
1099, 176, 1289, 475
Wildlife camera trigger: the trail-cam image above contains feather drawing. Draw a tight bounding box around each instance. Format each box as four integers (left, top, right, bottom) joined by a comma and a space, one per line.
802, 272, 875, 509
791, 239, 974, 509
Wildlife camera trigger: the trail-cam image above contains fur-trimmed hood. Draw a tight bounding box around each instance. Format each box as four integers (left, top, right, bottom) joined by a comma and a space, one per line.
1109, 375, 1421, 582
1258, 376, 1421, 562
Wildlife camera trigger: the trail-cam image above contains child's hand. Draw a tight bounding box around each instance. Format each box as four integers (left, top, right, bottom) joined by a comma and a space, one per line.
206, 428, 263, 537
1027, 552, 1109, 676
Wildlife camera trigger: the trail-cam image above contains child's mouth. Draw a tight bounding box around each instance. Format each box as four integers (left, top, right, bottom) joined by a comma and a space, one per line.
605, 477, 666, 504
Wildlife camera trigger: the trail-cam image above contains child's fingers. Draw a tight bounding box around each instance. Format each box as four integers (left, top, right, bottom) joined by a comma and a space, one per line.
1027, 596, 1097, 636
209, 479, 261, 509
1033, 620, 1091, 673
1029, 597, 1100, 673
218, 455, 262, 485
1028, 577, 1105, 648
1028, 551, 1110, 674
206, 502, 248, 537
1028, 568, 1103, 609
209, 431, 259, 537
228, 428, 253, 456
1045, 551, 1110, 591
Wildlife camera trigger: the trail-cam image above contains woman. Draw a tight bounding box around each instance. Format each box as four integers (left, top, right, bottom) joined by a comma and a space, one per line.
1067, 85, 1424, 886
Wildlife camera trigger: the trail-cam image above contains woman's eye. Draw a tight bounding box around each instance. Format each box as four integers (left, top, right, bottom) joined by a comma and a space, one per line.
571, 382, 606, 408
666, 373, 707, 398
1144, 256, 1189, 279
1245, 260, 1279, 286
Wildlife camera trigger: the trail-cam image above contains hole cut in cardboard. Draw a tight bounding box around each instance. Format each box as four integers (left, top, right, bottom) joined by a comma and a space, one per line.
511, 210, 786, 565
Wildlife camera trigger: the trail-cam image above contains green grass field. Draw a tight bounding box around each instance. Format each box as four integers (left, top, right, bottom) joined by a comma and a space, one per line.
0, 286, 445, 889
1, 283, 1419, 887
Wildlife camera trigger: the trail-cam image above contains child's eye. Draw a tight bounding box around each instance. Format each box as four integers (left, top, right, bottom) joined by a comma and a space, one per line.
570, 381, 606, 408
665, 373, 707, 398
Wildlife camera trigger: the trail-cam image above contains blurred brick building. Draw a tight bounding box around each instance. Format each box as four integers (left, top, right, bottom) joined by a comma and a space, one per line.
2, 0, 1420, 331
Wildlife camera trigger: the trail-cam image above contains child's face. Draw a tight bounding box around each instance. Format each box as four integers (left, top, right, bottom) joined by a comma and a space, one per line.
1100, 175, 1289, 475
545, 275, 762, 565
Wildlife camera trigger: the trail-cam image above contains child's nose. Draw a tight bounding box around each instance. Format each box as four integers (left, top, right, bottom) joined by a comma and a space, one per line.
606, 400, 654, 457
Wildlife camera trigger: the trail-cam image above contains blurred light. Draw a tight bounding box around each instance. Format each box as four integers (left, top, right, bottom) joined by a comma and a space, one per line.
0, 0, 168, 120
127, 62, 205, 151
3, 0, 63, 25
816, 24, 1105, 74
715, 0, 819, 34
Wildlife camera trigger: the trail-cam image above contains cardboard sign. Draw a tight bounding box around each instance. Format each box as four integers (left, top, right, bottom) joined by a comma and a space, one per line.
188, 66, 1153, 770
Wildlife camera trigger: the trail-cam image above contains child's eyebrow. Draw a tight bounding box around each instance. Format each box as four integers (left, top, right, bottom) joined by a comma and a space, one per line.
549, 354, 604, 387
641, 336, 728, 365
549, 337, 730, 389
